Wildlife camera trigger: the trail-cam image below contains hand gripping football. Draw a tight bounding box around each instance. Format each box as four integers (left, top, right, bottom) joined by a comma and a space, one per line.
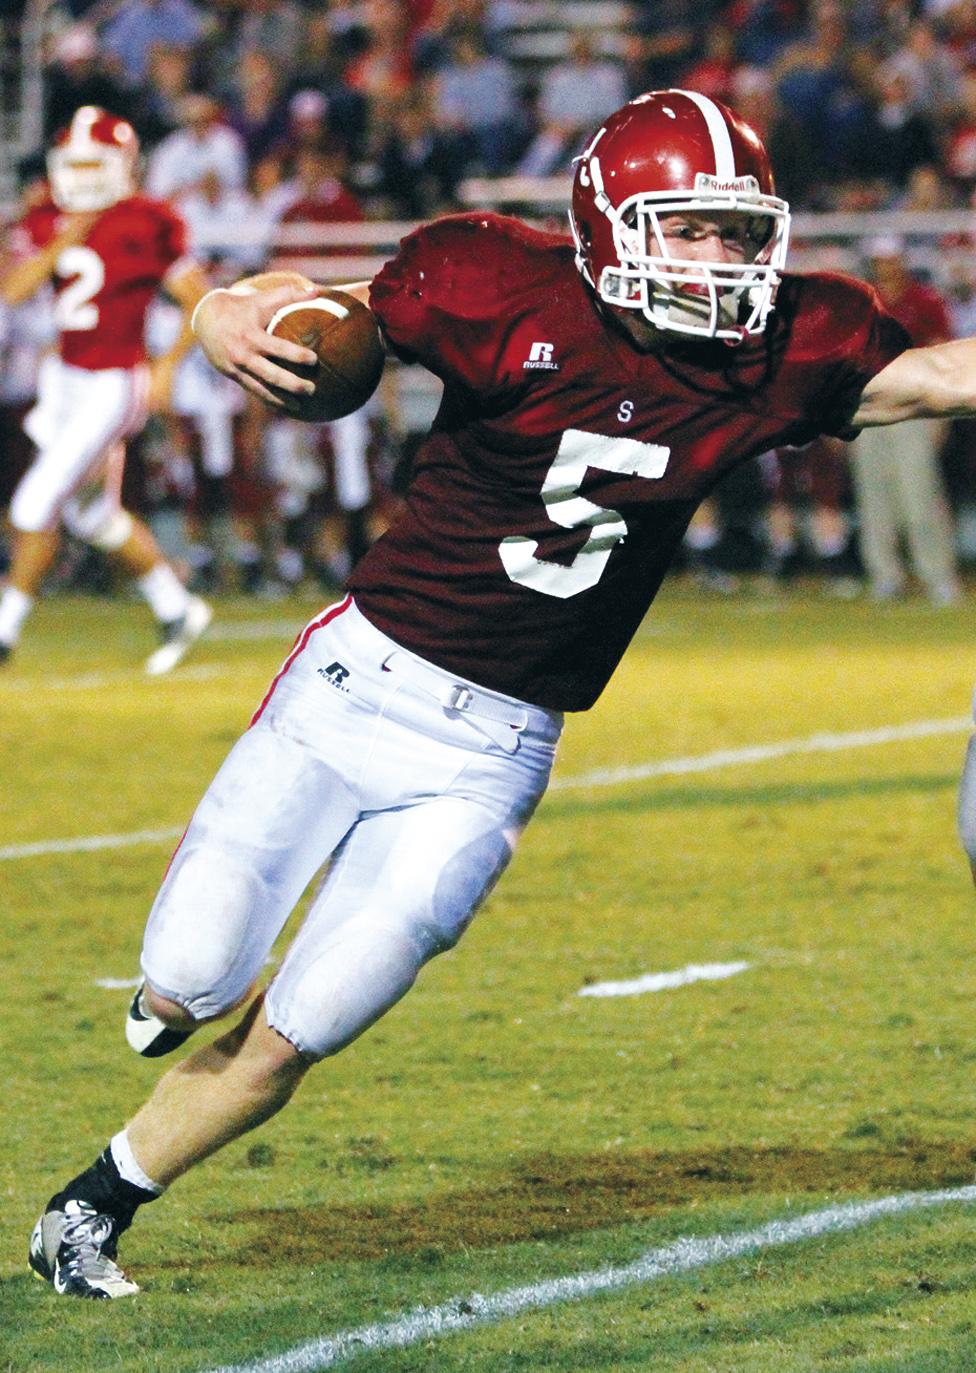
266, 286, 385, 422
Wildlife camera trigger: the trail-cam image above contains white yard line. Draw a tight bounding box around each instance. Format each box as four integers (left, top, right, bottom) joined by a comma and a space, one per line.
0, 826, 183, 861
204, 620, 306, 641
3, 716, 970, 862
200, 1184, 976, 1373
579, 960, 750, 998
0, 662, 235, 692
548, 715, 973, 790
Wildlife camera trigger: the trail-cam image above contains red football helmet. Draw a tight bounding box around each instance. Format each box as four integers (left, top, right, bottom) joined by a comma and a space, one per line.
47, 106, 138, 212
570, 89, 791, 342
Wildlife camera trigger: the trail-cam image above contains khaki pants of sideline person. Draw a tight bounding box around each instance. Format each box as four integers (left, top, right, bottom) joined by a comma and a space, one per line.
849, 418, 961, 602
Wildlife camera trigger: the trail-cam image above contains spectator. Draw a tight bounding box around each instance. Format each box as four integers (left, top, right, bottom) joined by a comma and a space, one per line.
729, 65, 819, 208
375, 89, 462, 218
938, 0, 976, 68
848, 236, 962, 604
680, 21, 740, 104
224, 50, 289, 165
431, 28, 525, 176
101, 0, 209, 90
628, 0, 713, 92
517, 32, 628, 177
176, 167, 264, 274
267, 88, 369, 178
942, 65, 976, 197
865, 65, 941, 192
43, 23, 143, 141
773, 1, 875, 188
203, 0, 306, 99
761, 439, 860, 595
343, 0, 415, 116
723, 0, 803, 68
140, 42, 196, 145
274, 141, 366, 275
144, 92, 248, 198
882, 16, 962, 121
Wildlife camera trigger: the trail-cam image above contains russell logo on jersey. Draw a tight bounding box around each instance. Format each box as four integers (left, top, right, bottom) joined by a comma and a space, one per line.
523, 342, 560, 371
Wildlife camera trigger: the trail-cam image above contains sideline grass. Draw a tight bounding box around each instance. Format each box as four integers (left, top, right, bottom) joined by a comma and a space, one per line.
2, 579, 976, 1372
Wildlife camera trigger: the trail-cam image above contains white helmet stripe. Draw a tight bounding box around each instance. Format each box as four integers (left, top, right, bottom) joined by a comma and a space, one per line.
676, 89, 737, 179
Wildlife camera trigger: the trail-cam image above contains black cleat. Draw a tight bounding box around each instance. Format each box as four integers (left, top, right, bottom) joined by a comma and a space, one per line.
144, 596, 212, 675
29, 1199, 139, 1298
125, 981, 193, 1057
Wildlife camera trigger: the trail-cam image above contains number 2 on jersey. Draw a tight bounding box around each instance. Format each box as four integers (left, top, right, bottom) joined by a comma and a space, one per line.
54, 245, 105, 332
499, 428, 670, 598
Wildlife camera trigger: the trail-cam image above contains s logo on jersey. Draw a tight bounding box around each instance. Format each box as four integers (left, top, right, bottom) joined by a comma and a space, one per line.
523, 342, 560, 372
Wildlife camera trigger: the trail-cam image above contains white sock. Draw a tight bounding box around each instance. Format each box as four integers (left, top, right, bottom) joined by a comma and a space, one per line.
0, 585, 34, 646
110, 1130, 165, 1195
137, 563, 191, 624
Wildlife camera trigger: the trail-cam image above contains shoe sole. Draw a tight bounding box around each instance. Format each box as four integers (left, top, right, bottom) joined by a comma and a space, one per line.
126, 983, 193, 1057
144, 600, 213, 676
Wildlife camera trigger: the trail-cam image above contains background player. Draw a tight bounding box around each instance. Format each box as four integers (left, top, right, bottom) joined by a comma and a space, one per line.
28, 89, 976, 1298
0, 106, 212, 673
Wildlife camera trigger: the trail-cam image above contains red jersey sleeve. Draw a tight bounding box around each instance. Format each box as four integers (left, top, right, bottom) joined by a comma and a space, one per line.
780, 273, 912, 440
146, 198, 190, 280
370, 213, 567, 396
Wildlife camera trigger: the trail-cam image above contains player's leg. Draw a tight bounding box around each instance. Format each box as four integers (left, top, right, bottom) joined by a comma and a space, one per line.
60, 439, 213, 672
264, 792, 535, 1059
849, 426, 904, 599
30, 711, 364, 1296
122, 778, 552, 1189
0, 355, 71, 659
891, 419, 961, 606
0, 528, 60, 661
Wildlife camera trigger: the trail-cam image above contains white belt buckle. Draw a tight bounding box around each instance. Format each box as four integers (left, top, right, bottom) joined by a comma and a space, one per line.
445, 684, 474, 713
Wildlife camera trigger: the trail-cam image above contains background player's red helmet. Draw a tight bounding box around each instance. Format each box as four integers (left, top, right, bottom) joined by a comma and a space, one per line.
47, 106, 138, 212
570, 89, 791, 341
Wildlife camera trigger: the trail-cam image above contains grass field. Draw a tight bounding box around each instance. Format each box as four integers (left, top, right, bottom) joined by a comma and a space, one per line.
3, 575, 976, 1372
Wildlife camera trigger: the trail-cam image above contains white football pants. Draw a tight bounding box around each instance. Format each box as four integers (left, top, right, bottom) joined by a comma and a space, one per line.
140, 597, 563, 1059
10, 354, 147, 533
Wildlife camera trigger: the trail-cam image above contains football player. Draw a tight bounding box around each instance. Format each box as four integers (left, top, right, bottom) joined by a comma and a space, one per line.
0, 106, 213, 673
29, 89, 976, 1296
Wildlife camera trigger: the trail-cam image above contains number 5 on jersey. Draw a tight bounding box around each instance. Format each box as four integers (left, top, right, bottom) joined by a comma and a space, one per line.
499, 428, 670, 598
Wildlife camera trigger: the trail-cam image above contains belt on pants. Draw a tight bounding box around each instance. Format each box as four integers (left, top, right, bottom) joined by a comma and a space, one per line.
382, 651, 529, 753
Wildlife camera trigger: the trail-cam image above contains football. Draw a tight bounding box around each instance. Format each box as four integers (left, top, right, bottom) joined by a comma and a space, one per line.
266, 287, 385, 422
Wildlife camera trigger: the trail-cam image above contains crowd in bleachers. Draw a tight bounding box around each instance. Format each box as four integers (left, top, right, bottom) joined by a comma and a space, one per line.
5, 0, 976, 601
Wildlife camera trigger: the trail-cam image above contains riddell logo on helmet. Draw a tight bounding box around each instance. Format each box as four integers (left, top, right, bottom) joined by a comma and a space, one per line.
694, 173, 760, 195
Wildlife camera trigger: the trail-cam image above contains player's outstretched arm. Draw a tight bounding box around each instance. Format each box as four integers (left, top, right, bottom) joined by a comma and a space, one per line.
192, 273, 374, 410
148, 261, 213, 412
851, 337, 976, 427
0, 210, 100, 307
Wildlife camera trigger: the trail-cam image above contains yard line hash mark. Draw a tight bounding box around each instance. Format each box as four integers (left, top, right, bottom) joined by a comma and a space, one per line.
579, 960, 750, 998
200, 1185, 976, 1373
2, 715, 970, 862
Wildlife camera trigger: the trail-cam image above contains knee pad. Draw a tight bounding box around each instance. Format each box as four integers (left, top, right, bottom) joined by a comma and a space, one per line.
9, 466, 61, 533
63, 497, 133, 552
141, 845, 276, 1021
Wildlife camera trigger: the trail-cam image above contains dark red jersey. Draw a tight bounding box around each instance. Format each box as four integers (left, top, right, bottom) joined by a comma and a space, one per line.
14, 195, 190, 369
351, 213, 909, 711
880, 278, 952, 347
